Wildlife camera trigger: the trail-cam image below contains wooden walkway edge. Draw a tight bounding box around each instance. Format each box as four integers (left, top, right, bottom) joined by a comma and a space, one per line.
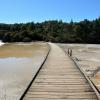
20, 43, 99, 100
64, 49, 100, 100
20, 43, 51, 100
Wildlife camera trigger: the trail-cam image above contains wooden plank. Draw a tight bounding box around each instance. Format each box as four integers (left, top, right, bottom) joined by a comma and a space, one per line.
65, 50, 100, 100
22, 43, 98, 100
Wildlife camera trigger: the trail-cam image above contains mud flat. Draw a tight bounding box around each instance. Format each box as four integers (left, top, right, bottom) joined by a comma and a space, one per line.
59, 43, 100, 91
0, 42, 49, 100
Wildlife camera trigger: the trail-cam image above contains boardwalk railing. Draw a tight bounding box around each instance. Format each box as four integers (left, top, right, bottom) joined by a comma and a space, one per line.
20, 43, 51, 100
64, 48, 100, 100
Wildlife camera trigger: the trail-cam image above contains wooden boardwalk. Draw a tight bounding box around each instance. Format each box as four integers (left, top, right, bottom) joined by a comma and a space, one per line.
23, 43, 98, 100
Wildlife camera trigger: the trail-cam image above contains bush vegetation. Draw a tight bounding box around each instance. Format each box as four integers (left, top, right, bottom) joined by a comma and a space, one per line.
0, 17, 100, 43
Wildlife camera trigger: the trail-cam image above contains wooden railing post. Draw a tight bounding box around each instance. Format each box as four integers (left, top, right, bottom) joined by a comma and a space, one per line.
68, 48, 72, 57
70, 49, 72, 57
68, 48, 69, 55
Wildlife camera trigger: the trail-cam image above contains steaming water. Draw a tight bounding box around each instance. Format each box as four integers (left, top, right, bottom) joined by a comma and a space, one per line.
0, 42, 48, 100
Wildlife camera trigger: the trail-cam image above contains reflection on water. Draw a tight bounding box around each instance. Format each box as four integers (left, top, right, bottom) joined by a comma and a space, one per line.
0, 42, 48, 100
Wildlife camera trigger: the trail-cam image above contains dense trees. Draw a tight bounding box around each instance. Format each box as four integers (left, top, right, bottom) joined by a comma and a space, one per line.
0, 17, 100, 43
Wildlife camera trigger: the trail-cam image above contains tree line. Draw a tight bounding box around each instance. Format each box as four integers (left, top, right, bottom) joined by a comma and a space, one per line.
0, 17, 100, 43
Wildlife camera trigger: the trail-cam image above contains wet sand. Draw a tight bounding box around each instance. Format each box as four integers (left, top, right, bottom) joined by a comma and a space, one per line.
0, 42, 49, 100
59, 43, 100, 91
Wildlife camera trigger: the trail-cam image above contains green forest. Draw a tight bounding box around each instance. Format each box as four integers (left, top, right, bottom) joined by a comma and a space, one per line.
0, 17, 100, 43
